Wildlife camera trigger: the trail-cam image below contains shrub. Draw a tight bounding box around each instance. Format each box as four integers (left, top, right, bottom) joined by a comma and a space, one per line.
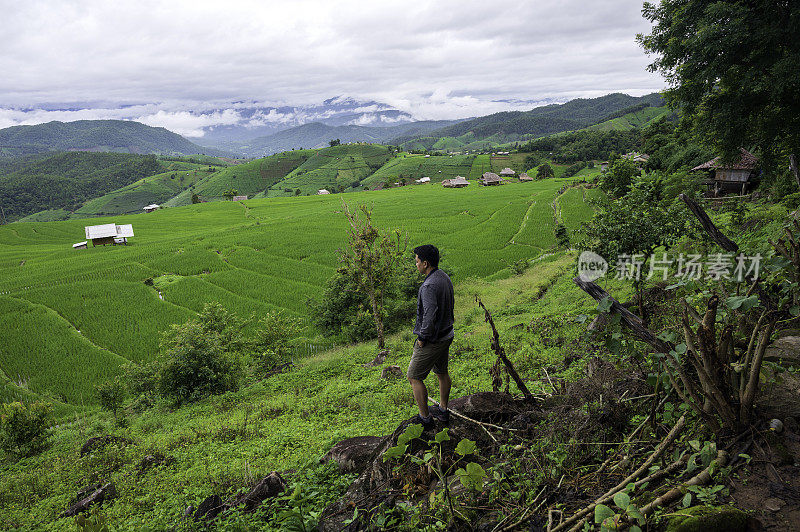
536, 163, 555, 179
555, 224, 570, 248
0, 401, 53, 458
95, 378, 126, 420
157, 303, 245, 405
251, 311, 301, 370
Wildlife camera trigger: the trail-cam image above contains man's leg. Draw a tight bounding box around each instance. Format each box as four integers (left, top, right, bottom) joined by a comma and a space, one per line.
409, 377, 430, 417
435, 372, 451, 410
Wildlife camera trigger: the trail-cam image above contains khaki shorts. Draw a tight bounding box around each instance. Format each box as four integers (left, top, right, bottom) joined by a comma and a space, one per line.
407, 338, 452, 381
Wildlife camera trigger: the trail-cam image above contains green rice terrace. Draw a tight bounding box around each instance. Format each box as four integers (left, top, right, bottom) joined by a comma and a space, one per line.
0, 177, 594, 414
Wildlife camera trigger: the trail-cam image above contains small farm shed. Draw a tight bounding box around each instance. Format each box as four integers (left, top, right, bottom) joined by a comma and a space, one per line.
232, 195, 248, 201
72, 241, 88, 250
480, 172, 503, 186
317, 189, 331, 195
442, 176, 469, 188
519, 173, 533, 182
415, 177, 431, 183
143, 204, 160, 213
499, 168, 515, 177
84, 223, 134, 246
623, 152, 650, 165
691, 148, 759, 196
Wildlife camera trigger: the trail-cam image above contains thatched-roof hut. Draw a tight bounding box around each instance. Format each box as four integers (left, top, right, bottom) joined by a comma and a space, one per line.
443, 176, 469, 188
499, 167, 515, 177
691, 148, 759, 196
480, 172, 503, 186
519, 173, 533, 182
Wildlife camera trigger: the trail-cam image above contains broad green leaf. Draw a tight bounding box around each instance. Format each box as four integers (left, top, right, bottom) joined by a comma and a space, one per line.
455, 438, 478, 456
725, 295, 759, 312
674, 343, 687, 354
397, 423, 423, 446
613, 491, 630, 510
790, 306, 800, 317
455, 462, 487, 491
682, 493, 692, 507
434, 428, 450, 443
382, 444, 407, 461
630, 526, 642, 532
598, 296, 613, 313
595, 504, 614, 524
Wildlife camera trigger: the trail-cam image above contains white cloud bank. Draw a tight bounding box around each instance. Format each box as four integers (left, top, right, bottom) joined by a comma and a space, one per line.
0, 0, 665, 132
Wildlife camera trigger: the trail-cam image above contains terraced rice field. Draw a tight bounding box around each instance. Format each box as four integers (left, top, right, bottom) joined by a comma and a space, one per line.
0, 177, 593, 408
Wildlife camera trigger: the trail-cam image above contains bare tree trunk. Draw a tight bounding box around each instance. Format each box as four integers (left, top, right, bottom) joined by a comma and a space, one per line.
368, 289, 384, 349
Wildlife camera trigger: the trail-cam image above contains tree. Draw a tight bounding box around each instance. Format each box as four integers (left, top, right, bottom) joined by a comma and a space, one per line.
338, 202, 408, 348
0, 402, 52, 458
583, 177, 690, 324
222, 188, 238, 200
536, 163, 554, 179
157, 303, 244, 405
329, 139, 341, 147
191, 193, 200, 204
95, 378, 126, 420
638, 0, 800, 187
600, 157, 640, 197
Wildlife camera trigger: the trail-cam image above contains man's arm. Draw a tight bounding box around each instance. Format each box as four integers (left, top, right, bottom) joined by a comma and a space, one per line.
417, 284, 439, 343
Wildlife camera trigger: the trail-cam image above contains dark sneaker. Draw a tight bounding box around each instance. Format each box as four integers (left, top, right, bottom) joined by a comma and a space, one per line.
411, 414, 435, 429
430, 405, 450, 423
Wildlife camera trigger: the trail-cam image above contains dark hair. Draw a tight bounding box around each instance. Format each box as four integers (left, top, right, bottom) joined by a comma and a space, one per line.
413, 245, 439, 269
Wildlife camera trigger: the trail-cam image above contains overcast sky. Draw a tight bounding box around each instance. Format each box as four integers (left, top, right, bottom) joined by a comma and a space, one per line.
0, 0, 665, 135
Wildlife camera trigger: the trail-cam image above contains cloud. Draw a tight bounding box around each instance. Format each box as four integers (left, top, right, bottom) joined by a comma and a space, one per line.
137, 109, 242, 137
0, 0, 665, 127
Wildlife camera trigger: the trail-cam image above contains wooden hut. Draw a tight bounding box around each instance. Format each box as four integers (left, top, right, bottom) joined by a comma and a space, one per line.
480, 172, 503, 186
317, 189, 331, 195
232, 195, 248, 201
499, 167, 515, 177
442, 176, 469, 188
143, 204, 160, 213
84, 223, 134, 246
519, 173, 533, 182
691, 148, 759, 196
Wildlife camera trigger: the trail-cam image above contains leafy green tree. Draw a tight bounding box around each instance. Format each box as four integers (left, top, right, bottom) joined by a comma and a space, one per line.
0, 402, 53, 458
250, 311, 301, 370
536, 163, 554, 179
95, 378, 126, 420
600, 157, 640, 197
638, 0, 800, 187
320, 202, 411, 348
222, 188, 238, 200
191, 193, 200, 204
329, 139, 341, 147
157, 303, 244, 405
583, 177, 689, 323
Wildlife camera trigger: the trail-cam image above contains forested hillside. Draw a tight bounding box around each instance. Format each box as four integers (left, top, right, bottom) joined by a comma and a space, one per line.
0, 120, 231, 157
0, 152, 163, 221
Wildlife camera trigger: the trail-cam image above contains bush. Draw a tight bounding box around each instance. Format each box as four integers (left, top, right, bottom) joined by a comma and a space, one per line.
251, 311, 301, 370
157, 303, 245, 405
0, 401, 53, 458
536, 163, 555, 179
95, 378, 126, 419
555, 224, 570, 248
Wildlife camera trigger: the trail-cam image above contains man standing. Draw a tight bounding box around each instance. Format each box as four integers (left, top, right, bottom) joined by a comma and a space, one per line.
408, 244, 454, 428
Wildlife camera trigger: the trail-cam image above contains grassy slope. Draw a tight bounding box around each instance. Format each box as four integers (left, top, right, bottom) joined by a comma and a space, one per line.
73, 164, 215, 216
266, 144, 393, 196
0, 250, 611, 531
361, 153, 474, 187
0, 178, 584, 409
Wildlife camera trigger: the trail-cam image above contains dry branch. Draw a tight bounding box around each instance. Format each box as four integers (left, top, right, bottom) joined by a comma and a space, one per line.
551, 414, 686, 532
476, 297, 533, 400
640, 450, 729, 515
